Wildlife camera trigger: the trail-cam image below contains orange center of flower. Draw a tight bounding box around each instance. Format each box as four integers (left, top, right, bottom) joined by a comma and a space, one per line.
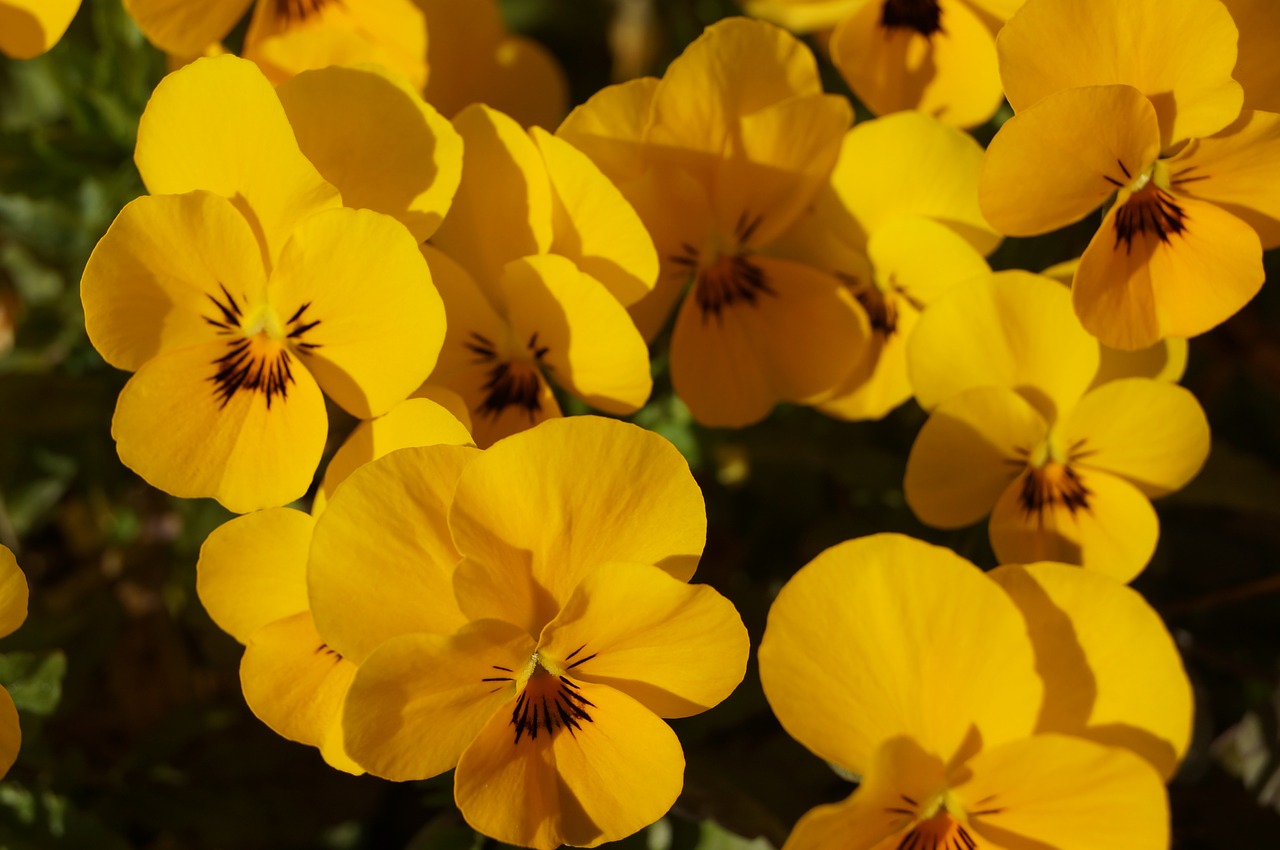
881, 0, 943, 36
895, 809, 977, 850
1018, 460, 1091, 520
1113, 182, 1187, 254
485, 646, 600, 745
464, 331, 551, 420
672, 212, 776, 323
203, 284, 323, 409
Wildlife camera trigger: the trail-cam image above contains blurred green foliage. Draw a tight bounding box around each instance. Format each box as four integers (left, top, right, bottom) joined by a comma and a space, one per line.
0, 1, 1277, 848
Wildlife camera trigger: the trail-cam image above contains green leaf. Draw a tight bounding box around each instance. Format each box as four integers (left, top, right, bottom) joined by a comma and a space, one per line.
0, 651, 66, 715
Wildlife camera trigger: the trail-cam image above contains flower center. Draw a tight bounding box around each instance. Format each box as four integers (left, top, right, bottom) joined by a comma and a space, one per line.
881, 0, 943, 36
485, 646, 600, 745
203, 284, 323, 409
670, 211, 776, 323
895, 808, 977, 850
465, 331, 552, 420
1113, 183, 1187, 254
854, 286, 899, 335
1018, 460, 1091, 520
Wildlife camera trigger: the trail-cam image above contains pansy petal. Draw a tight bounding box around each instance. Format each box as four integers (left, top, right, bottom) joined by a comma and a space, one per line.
905, 386, 1047, 529
343, 620, 536, 781
1223, 0, 1280, 112
81, 192, 268, 371
314, 398, 473, 515
455, 681, 684, 850
997, 0, 1244, 145
135, 55, 341, 268
122, 0, 250, 57
647, 18, 823, 160
532, 128, 658, 306
1073, 195, 1264, 349
758, 534, 1041, 776
309, 444, 476, 664
240, 611, 362, 774
830, 111, 999, 256
196, 508, 313, 643
500, 255, 652, 415
991, 563, 1193, 779
1091, 339, 1189, 388
990, 469, 1158, 583
450, 417, 706, 635
538, 562, 748, 719
556, 77, 659, 187
980, 85, 1162, 237
743, 0, 863, 33
269, 207, 444, 419
0, 0, 79, 58
277, 65, 463, 243
670, 256, 868, 427
431, 105, 554, 296
1166, 109, 1280, 249
957, 734, 1169, 850
0, 689, 19, 778
0, 546, 27, 641
909, 271, 1100, 420
112, 339, 327, 514
1063, 379, 1210, 498
829, 0, 1004, 130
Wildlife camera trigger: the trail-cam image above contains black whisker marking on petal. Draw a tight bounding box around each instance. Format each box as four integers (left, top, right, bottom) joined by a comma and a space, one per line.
566, 652, 597, 670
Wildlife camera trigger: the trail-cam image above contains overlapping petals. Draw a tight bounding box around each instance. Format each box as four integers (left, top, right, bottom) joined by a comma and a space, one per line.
0, 0, 79, 58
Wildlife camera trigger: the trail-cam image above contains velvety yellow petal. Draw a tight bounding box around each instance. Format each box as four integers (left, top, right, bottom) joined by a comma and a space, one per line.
242, 0, 428, 90
989, 468, 1159, 583
744, 0, 863, 33
430, 105, 554, 296
343, 620, 536, 780
122, 0, 249, 57
268, 207, 444, 418
196, 508, 313, 644
537, 562, 748, 719
669, 257, 868, 427
500, 255, 652, 415
135, 55, 341, 269
532, 128, 658, 306
0, 688, 19, 778
81, 192, 269, 372
277, 65, 463, 242
1063, 379, 1210, 498
0, 545, 28, 641
419, 245, 545, 449
781, 738, 951, 850
957, 734, 1169, 850
314, 398, 473, 515
309, 444, 477, 664
997, 0, 1244, 145
418, 0, 569, 128
991, 563, 1193, 779
758, 534, 1041, 776
980, 85, 1162, 237
1166, 109, 1280, 249
829, 0, 1004, 129
449, 417, 705, 636
411, 383, 473, 433
647, 16, 823, 159
112, 339, 327, 514
1223, 0, 1280, 112
455, 681, 684, 850
240, 611, 362, 774
825, 110, 1000, 256
0, 0, 79, 58
1073, 195, 1264, 349
908, 271, 1099, 421
556, 77, 659, 187
905, 386, 1047, 529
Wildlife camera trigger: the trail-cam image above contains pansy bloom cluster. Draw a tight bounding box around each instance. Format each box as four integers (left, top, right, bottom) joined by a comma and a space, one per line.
0, 0, 1271, 845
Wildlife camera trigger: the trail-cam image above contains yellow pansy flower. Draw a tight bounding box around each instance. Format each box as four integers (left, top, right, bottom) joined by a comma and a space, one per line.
904, 272, 1210, 581
196, 399, 473, 772
0, 546, 27, 778
417, 0, 568, 129
981, 0, 1280, 349
559, 18, 869, 427
123, 0, 429, 90
747, 0, 1024, 129
83, 57, 447, 512
759, 535, 1182, 850
310, 418, 749, 848
427, 104, 655, 447
0, 0, 79, 58
776, 111, 998, 420
1222, 0, 1280, 113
